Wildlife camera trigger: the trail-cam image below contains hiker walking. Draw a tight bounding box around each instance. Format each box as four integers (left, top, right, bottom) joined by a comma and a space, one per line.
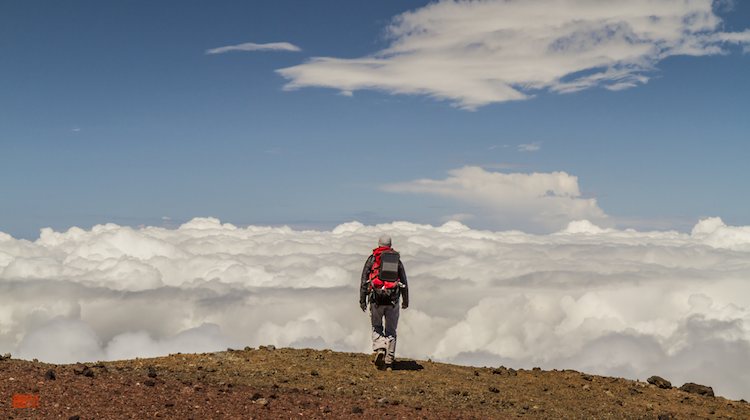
360, 234, 408, 370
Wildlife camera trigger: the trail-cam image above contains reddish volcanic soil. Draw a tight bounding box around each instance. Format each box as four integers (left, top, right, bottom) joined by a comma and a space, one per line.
1, 347, 748, 419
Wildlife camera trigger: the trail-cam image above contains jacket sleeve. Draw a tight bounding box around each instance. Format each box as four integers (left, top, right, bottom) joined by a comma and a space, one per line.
360, 255, 374, 304
398, 260, 409, 306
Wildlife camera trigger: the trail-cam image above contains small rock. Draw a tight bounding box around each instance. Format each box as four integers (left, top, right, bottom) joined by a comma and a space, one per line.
44, 369, 56, 380
144, 379, 156, 387
69, 416, 81, 420
244, 346, 253, 351
255, 398, 268, 406
605, 390, 614, 397
378, 397, 389, 406
310, 370, 319, 376
582, 384, 591, 390
581, 374, 593, 381
352, 406, 364, 414
648, 376, 672, 389
679, 382, 714, 397
532, 367, 541, 371
322, 406, 332, 413
629, 387, 642, 395
488, 386, 500, 393
657, 414, 675, 420
0, 353, 11, 361
250, 392, 263, 401
147, 366, 157, 378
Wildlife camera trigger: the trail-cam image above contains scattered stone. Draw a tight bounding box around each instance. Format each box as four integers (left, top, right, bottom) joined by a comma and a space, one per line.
244, 346, 253, 351
250, 392, 263, 401
310, 370, 319, 376
488, 386, 500, 393
658, 414, 675, 420
255, 398, 268, 406
648, 376, 672, 389
322, 406, 332, 413
144, 379, 156, 387
629, 387, 642, 395
69, 416, 80, 420
352, 406, 364, 414
74, 364, 95, 378
378, 397, 389, 406
582, 384, 591, 391
147, 366, 157, 378
0, 353, 11, 361
44, 369, 56, 380
532, 367, 541, 371
605, 390, 614, 397
581, 374, 593, 381
450, 389, 461, 396
679, 382, 714, 397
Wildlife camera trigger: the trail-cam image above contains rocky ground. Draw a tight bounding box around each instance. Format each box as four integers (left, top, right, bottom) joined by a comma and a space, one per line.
1, 347, 748, 419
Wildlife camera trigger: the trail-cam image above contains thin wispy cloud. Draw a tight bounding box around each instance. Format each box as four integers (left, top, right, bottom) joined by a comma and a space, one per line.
518, 142, 541, 152
277, 0, 750, 109
206, 41, 301, 55
383, 166, 607, 232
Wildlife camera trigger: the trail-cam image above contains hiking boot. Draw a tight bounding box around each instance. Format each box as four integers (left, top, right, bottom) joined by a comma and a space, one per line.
373, 349, 386, 370
385, 364, 393, 372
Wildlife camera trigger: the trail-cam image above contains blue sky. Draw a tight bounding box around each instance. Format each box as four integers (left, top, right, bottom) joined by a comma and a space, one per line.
2, 0, 749, 238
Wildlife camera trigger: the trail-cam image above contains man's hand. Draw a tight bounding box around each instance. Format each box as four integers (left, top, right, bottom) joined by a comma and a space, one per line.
360, 301, 367, 312
401, 302, 408, 310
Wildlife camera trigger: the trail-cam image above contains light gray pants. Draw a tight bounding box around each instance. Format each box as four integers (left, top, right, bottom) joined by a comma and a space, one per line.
370, 302, 400, 364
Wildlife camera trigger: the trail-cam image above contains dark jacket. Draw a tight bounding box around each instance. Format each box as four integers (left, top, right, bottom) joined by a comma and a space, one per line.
360, 251, 408, 307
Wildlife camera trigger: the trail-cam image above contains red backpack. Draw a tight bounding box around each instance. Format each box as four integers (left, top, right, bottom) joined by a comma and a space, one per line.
368, 246, 401, 303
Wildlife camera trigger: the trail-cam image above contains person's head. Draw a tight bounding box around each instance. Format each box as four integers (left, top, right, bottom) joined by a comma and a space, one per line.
378, 234, 392, 247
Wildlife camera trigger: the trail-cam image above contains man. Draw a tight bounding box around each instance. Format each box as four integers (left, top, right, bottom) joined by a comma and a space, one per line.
360, 234, 408, 370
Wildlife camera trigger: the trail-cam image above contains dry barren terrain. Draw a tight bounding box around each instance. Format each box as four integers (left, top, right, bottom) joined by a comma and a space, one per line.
1, 347, 748, 419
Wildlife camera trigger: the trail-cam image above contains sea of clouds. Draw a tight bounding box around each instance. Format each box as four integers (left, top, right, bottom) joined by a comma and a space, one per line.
1, 216, 749, 399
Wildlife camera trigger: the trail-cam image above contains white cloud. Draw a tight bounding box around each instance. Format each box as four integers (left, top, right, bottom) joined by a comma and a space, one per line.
383, 166, 607, 232
277, 0, 750, 109
206, 41, 301, 54
2, 216, 750, 399
517, 142, 541, 152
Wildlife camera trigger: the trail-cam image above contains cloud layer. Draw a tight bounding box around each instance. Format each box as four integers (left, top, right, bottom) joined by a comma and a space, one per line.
277, 0, 750, 109
1, 216, 750, 398
206, 42, 301, 54
384, 166, 608, 232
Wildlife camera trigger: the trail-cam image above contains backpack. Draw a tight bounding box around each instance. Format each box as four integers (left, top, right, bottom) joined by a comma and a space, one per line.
368, 246, 401, 305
